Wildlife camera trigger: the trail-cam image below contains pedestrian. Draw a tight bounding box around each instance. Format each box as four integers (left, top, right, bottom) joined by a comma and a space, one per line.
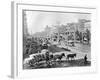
84, 54, 87, 64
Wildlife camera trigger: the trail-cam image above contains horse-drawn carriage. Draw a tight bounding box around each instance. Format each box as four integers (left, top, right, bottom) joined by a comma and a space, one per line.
24, 49, 66, 67
24, 47, 78, 68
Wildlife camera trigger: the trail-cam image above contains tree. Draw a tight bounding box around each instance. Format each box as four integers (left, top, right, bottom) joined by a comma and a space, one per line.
79, 32, 83, 43
75, 30, 80, 40
86, 29, 91, 44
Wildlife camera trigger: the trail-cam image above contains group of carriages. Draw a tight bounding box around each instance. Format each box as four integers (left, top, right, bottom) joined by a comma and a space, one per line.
24, 49, 77, 68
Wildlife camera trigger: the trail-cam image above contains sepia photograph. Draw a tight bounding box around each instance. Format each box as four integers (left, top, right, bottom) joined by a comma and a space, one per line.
23, 10, 91, 69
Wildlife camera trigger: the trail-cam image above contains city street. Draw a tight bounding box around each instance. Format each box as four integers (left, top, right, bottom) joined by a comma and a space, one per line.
24, 42, 91, 69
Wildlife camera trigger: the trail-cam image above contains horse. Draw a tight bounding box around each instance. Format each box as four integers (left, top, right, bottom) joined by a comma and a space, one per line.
67, 53, 76, 60
53, 53, 65, 62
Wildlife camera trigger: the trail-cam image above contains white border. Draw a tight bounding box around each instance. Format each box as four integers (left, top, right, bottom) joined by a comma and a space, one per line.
12, 2, 97, 78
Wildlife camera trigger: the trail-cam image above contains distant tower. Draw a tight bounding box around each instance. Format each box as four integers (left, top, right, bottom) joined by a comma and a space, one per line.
23, 11, 29, 36
45, 25, 51, 32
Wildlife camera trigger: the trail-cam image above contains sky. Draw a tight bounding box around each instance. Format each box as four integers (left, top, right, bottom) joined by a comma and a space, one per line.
24, 10, 91, 35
